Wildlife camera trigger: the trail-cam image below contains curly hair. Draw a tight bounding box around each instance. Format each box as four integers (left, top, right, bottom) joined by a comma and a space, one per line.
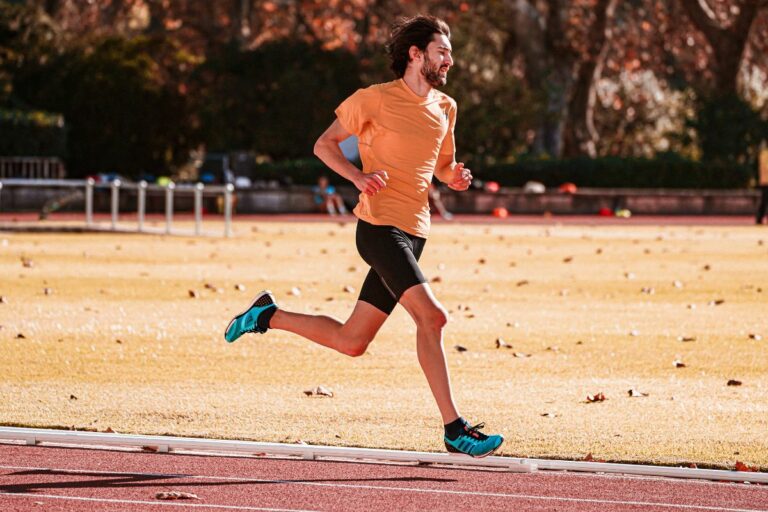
385, 15, 451, 79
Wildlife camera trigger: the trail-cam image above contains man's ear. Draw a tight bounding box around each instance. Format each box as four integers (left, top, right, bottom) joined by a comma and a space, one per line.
408, 45, 422, 63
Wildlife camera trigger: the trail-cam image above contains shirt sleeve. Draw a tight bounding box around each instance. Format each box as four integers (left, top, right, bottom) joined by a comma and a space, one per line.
334, 86, 380, 136
439, 100, 457, 156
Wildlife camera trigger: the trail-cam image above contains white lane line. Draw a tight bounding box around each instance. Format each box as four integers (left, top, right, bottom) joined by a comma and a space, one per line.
0, 493, 316, 512
1, 465, 766, 512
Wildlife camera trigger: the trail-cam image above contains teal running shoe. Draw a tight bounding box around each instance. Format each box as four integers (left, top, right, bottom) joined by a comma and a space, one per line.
224, 291, 277, 343
444, 422, 504, 458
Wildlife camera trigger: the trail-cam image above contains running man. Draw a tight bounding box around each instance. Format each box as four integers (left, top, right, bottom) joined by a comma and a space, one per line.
225, 15, 503, 458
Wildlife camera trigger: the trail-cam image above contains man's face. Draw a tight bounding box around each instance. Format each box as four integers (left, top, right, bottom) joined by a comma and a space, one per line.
420, 34, 453, 88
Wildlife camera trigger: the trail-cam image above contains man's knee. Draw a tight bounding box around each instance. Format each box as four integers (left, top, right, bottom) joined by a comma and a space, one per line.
338, 332, 374, 357
415, 305, 449, 331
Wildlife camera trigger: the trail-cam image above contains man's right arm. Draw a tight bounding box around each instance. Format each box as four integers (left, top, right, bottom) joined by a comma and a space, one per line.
313, 119, 387, 196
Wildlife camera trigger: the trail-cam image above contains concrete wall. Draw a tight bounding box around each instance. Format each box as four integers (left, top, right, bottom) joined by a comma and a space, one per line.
444, 188, 759, 215
0, 183, 760, 215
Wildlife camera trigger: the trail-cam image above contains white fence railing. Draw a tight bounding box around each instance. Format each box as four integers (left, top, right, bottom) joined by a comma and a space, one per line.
0, 157, 66, 179
0, 178, 235, 237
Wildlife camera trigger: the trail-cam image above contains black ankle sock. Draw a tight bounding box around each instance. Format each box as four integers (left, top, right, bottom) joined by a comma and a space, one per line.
444, 417, 467, 440
257, 306, 277, 331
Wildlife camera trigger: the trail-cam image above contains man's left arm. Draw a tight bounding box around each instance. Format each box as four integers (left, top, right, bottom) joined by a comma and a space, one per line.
435, 153, 472, 191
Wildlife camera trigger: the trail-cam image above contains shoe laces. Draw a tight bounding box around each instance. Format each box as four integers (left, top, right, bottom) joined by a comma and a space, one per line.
463, 422, 489, 441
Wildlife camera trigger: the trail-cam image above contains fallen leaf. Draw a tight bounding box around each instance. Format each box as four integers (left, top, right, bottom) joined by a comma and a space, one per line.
156, 491, 200, 500
727, 379, 742, 387
703, 264, 711, 271
583, 453, 606, 462
628, 388, 649, 397
563, 256, 573, 263
495, 338, 512, 349
104, 427, 116, 433
673, 359, 686, 368
735, 461, 758, 472
188, 290, 199, 298
430, 276, 442, 283
586, 392, 606, 402
540, 412, 558, 418
16, 333, 25, 339
204, 283, 221, 293
141, 446, 159, 452
707, 299, 725, 306
454, 344, 468, 352
513, 352, 531, 358
69, 394, 77, 400
516, 280, 529, 287
678, 336, 696, 342
21, 257, 34, 268
478, 258, 486, 264
304, 386, 334, 398
347, 266, 358, 272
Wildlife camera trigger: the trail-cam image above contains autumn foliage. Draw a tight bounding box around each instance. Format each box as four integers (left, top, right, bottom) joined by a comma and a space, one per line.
1, 0, 767, 178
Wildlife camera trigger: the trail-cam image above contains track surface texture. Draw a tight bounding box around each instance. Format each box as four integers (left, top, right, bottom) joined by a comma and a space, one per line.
1, 444, 766, 512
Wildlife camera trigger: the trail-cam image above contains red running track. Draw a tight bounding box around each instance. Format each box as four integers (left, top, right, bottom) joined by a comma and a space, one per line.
1, 443, 767, 512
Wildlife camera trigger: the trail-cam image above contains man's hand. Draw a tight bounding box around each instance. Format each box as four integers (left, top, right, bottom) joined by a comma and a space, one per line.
447, 162, 472, 191
354, 170, 389, 196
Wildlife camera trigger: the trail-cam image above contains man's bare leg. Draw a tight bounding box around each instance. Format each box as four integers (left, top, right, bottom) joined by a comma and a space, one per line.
398, 283, 460, 424
270, 300, 388, 357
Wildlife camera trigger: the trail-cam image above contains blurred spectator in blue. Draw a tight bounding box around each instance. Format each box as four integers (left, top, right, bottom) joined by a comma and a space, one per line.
313, 175, 348, 215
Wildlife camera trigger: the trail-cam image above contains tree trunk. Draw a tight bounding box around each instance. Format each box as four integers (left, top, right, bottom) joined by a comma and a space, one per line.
511, 0, 576, 157
562, 0, 618, 157
680, 0, 762, 97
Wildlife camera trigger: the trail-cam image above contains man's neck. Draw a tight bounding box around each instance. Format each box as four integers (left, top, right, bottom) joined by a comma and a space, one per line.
401, 69, 433, 98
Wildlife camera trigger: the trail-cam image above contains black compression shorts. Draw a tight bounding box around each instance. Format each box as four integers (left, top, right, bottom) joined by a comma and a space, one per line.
355, 219, 427, 314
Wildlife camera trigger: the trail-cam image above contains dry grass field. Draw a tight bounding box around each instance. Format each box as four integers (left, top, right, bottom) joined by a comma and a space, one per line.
1, 219, 767, 469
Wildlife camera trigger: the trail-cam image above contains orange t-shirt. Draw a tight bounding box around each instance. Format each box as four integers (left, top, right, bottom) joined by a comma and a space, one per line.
335, 79, 456, 238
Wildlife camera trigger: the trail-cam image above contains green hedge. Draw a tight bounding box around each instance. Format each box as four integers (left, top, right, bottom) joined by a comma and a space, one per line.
0, 108, 67, 157
253, 155, 752, 189
252, 159, 336, 186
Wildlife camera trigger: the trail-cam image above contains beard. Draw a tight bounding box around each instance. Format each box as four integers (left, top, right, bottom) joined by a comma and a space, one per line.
421, 56, 448, 88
